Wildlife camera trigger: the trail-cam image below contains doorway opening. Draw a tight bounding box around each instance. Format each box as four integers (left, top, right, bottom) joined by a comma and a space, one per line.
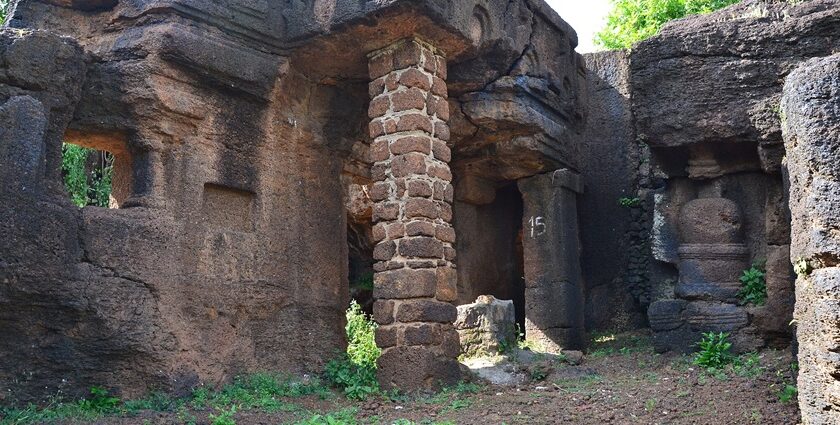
455, 181, 526, 334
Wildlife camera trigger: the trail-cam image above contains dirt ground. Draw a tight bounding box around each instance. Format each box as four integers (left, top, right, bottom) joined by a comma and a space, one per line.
66, 332, 800, 425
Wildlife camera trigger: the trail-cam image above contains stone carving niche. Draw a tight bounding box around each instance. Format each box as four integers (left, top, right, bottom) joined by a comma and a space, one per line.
649, 197, 761, 352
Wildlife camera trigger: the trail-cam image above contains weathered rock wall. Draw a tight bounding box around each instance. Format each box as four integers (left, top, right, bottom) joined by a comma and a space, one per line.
782, 53, 840, 424
628, 0, 839, 352
0, 8, 364, 400
578, 50, 648, 332
1, 0, 589, 400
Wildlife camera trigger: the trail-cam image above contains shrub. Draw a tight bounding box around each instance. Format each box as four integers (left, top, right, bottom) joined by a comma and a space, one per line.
324, 301, 380, 400
596, 0, 740, 50
694, 332, 734, 369
738, 264, 767, 306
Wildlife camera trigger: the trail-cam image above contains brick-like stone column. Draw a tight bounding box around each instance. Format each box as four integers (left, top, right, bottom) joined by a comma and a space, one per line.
367, 38, 460, 391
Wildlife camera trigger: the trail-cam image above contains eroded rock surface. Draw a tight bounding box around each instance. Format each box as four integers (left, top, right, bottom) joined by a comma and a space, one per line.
0, 0, 587, 401
783, 53, 840, 424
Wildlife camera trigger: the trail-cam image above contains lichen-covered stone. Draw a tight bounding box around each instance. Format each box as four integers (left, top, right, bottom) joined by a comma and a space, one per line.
455, 296, 517, 357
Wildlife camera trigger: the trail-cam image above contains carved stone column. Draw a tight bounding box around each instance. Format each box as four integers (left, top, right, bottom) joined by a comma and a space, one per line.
367, 38, 460, 391
518, 169, 586, 351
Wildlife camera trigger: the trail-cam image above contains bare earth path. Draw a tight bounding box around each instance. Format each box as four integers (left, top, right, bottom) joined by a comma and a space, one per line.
77, 332, 799, 425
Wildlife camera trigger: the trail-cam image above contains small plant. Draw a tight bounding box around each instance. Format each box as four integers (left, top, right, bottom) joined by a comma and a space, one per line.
738, 264, 767, 306
644, 398, 657, 412
528, 364, 551, 381
618, 197, 642, 208
441, 398, 472, 414
80, 386, 121, 414
733, 353, 764, 379
777, 384, 798, 403
694, 332, 734, 369
324, 301, 380, 400
209, 405, 237, 425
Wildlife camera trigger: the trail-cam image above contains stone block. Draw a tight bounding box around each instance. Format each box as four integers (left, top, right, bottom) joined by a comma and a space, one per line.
454, 296, 516, 357
391, 153, 427, 178
405, 198, 438, 219
391, 136, 431, 155
373, 300, 395, 325
403, 324, 440, 345
398, 236, 443, 259
397, 299, 457, 323
405, 220, 435, 237
377, 346, 460, 391
399, 68, 432, 91
374, 268, 437, 299
436, 266, 458, 302
392, 88, 427, 112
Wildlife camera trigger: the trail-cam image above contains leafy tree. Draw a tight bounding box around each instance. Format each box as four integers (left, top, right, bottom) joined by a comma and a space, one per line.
61, 143, 114, 208
595, 0, 741, 50
1, 0, 9, 24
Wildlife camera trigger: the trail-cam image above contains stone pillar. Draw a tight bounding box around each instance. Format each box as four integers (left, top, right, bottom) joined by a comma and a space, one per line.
367, 38, 460, 391
782, 54, 840, 424
518, 169, 585, 351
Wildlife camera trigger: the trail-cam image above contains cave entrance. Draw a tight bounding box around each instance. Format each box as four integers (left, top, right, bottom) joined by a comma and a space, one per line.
456, 181, 526, 333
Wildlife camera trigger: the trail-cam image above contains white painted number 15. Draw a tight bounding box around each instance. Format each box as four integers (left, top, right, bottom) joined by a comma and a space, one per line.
529, 216, 546, 238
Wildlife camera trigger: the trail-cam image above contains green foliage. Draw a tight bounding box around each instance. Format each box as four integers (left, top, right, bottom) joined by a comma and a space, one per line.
528, 364, 551, 381
190, 374, 329, 412
618, 197, 642, 207
0, 0, 9, 24
80, 387, 120, 414
209, 406, 237, 425
694, 332, 734, 369
61, 143, 113, 208
595, 0, 741, 50
0, 386, 122, 425
777, 384, 798, 403
294, 408, 358, 425
324, 301, 380, 400
738, 264, 767, 306
732, 353, 764, 379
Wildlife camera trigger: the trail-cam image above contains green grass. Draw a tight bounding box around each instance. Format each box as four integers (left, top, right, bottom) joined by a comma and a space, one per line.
0, 374, 331, 425
294, 407, 359, 425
